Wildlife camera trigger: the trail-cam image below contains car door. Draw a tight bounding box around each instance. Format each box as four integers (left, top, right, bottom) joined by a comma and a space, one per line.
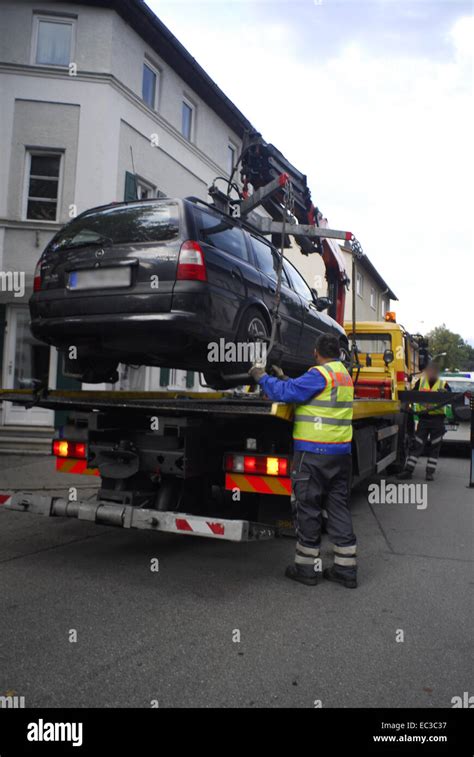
250, 235, 304, 360
191, 206, 262, 336
283, 258, 333, 361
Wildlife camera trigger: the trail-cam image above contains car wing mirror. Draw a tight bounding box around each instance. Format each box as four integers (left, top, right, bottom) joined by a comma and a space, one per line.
315, 296, 332, 312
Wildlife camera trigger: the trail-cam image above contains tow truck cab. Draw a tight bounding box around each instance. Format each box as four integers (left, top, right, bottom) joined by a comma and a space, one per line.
344, 319, 428, 399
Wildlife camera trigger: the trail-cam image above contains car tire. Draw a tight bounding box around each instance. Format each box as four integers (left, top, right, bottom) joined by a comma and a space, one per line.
203, 307, 270, 388
233, 306, 270, 367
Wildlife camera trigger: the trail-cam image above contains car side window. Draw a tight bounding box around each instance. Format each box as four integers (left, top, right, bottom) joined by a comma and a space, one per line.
195, 208, 248, 261
251, 236, 290, 287
284, 260, 313, 301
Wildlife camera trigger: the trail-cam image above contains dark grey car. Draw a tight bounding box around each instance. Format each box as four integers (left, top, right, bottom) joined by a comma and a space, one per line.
30, 197, 348, 386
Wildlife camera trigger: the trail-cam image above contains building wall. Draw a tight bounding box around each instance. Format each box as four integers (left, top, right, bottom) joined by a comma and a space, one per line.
285, 242, 391, 323
0, 0, 244, 412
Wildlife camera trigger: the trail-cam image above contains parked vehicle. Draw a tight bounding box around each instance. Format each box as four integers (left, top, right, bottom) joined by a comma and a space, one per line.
30, 197, 348, 386
441, 372, 473, 423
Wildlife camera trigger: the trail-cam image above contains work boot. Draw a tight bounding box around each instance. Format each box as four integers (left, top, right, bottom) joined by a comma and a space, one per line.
426, 471, 435, 482
285, 564, 319, 586
323, 566, 357, 589
397, 470, 413, 480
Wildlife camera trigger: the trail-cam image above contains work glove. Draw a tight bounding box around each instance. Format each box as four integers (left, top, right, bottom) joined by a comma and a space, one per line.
271, 364, 288, 380
248, 364, 266, 382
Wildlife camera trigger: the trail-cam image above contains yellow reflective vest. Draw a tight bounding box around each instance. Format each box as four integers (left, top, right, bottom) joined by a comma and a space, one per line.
293, 361, 354, 445
414, 375, 447, 416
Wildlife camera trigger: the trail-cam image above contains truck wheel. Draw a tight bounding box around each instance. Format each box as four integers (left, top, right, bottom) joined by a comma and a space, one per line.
387, 413, 409, 474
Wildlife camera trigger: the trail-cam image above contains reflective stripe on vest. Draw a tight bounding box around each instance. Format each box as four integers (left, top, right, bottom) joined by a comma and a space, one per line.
293, 361, 354, 445
414, 376, 447, 416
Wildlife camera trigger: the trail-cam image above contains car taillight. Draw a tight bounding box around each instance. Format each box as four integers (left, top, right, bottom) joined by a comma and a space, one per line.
177, 240, 207, 281
225, 453, 289, 476
33, 260, 42, 292
52, 440, 87, 459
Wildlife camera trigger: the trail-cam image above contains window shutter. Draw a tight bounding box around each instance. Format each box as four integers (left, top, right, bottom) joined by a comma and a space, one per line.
124, 171, 137, 201
159, 368, 170, 387
186, 371, 194, 389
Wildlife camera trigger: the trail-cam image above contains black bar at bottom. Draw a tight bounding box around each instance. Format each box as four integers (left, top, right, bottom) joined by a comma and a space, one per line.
0, 707, 472, 754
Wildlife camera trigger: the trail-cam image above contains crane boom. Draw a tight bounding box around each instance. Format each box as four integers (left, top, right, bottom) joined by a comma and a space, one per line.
236, 132, 358, 325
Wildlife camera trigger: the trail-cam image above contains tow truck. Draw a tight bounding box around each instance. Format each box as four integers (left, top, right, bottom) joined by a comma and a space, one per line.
0, 132, 466, 538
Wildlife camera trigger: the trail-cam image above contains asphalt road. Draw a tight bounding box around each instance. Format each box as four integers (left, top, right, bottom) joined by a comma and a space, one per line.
0, 452, 472, 708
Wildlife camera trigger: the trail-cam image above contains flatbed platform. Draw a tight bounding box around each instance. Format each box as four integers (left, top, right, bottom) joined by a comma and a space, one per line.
0, 388, 400, 421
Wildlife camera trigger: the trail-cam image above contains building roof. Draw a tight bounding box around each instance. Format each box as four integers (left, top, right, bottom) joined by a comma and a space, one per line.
82, 0, 255, 136
358, 254, 398, 301
340, 246, 397, 301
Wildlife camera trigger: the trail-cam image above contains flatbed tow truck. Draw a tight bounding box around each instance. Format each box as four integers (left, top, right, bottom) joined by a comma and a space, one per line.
0, 384, 403, 541
0, 133, 467, 538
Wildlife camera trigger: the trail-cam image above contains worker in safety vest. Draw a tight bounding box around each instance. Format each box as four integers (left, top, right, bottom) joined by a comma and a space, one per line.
249, 334, 357, 589
399, 361, 451, 482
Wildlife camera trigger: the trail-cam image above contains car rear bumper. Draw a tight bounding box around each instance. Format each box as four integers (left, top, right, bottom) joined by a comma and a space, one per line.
30, 311, 215, 351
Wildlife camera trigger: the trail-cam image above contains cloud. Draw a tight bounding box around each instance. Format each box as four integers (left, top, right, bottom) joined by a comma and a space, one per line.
449, 14, 474, 61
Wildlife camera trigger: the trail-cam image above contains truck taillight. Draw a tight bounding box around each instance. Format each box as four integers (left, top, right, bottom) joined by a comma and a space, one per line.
33, 260, 42, 292
53, 440, 87, 459
396, 371, 406, 383
177, 240, 207, 282
225, 453, 289, 476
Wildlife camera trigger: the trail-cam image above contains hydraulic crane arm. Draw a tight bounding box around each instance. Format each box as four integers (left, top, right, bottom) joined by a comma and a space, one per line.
236, 132, 359, 325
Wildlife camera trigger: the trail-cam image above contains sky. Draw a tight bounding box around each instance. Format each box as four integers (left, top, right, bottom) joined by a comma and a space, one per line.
147, 0, 473, 343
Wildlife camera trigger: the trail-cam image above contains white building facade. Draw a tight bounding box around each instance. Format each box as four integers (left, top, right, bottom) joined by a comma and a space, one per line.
0, 0, 250, 431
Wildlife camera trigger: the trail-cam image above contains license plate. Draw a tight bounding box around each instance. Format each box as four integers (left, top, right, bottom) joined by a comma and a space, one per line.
68, 267, 131, 290
445, 423, 458, 431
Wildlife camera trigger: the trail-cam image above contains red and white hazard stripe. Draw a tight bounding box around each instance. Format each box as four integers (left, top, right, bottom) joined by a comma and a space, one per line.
175, 517, 225, 536
0, 493, 12, 506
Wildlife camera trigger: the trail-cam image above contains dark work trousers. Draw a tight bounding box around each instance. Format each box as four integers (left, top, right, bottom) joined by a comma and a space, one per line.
291, 450, 357, 578
406, 416, 445, 475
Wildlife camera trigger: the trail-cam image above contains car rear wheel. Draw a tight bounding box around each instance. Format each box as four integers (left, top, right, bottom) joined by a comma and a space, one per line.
203, 307, 270, 388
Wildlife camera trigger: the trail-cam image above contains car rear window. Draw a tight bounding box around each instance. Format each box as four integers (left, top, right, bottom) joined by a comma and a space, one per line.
49, 202, 180, 251
195, 208, 248, 261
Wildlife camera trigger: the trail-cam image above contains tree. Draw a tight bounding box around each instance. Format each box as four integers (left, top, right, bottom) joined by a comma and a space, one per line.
425, 324, 474, 371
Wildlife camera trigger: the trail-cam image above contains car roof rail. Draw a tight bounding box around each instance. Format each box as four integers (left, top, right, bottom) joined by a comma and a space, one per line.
185, 196, 220, 212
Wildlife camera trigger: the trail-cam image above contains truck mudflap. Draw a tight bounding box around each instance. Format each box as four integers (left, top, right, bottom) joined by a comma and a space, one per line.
0, 492, 276, 542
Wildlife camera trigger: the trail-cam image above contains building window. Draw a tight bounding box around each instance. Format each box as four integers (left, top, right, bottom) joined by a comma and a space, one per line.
356, 271, 364, 298
370, 287, 376, 310
136, 178, 155, 200
34, 17, 74, 66
381, 298, 388, 317
228, 144, 236, 175
182, 100, 194, 141
142, 62, 159, 109
24, 152, 62, 221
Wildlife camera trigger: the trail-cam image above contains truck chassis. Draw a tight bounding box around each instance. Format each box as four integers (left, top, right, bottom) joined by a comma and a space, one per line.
0, 388, 404, 542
